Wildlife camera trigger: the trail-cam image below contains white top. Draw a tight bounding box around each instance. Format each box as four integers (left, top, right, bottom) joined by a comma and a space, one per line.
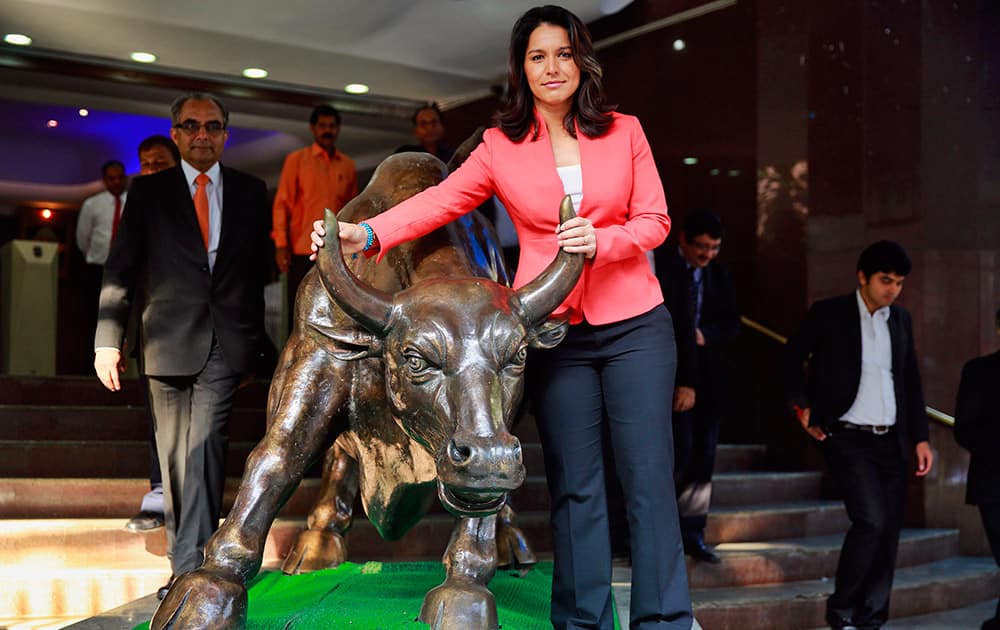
841, 289, 897, 426
76, 189, 127, 265
556, 164, 583, 212
180, 160, 223, 271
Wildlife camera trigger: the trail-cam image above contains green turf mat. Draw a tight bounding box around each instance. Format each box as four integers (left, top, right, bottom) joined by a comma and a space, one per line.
135, 561, 620, 629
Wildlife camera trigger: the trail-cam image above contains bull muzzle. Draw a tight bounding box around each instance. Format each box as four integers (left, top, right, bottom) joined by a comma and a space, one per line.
435, 432, 525, 518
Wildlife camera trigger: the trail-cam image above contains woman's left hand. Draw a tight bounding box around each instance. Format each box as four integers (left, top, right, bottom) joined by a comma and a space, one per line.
556, 217, 597, 259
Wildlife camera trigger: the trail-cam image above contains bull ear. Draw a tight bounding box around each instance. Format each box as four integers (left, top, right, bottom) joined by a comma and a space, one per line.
528, 317, 570, 349
516, 196, 585, 325
316, 209, 394, 335
308, 322, 384, 360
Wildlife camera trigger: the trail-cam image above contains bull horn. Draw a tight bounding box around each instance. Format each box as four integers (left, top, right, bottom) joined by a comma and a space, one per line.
516, 196, 585, 325
316, 209, 394, 334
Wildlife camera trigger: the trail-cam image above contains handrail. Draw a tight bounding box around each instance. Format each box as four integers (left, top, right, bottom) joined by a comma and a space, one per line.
739, 315, 956, 427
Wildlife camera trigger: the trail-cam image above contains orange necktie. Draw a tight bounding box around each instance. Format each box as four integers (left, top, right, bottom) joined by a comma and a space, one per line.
194, 173, 210, 249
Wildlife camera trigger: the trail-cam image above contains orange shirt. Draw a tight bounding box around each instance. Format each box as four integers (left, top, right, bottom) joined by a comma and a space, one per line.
272, 143, 358, 254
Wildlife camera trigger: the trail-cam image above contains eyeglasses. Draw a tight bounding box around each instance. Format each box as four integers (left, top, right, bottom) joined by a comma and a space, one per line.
173, 120, 226, 135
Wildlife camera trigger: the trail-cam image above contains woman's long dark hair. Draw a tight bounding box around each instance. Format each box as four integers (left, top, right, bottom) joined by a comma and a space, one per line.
495, 5, 615, 142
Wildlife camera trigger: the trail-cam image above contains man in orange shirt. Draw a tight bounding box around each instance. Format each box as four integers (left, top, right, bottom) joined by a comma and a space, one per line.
272, 105, 357, 325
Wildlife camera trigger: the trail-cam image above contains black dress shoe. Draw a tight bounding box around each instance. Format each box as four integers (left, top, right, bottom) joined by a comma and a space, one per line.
125, 510, 165, 533
157, 575, 176, 600
684, 539, 722, 564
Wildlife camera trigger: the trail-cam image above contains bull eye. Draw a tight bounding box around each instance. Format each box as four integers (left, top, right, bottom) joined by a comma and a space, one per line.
504, 345, 528, 374
403, 351, 435, 377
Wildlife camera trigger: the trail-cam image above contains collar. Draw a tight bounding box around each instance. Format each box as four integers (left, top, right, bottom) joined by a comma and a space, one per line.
180, 160, 221, 186
310, 142, 339, 160
855, 289, 890, 322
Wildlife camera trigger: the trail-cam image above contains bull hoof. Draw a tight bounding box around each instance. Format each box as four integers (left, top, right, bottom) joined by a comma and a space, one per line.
419, 579, 498, 630
495, 522, 536, 573
281, 528, 347, 574
150, 568, 246, 630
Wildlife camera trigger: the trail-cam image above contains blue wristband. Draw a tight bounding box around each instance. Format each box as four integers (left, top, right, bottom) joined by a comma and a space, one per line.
358, 222, 375, 251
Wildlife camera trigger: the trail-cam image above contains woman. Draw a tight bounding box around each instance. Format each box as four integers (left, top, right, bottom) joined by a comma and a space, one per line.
312, 6, 692, 628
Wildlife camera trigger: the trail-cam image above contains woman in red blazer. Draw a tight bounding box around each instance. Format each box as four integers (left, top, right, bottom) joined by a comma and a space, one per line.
315, 6, 692, 628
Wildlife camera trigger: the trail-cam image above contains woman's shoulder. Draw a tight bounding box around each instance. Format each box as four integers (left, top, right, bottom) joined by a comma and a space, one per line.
607, 111, 642, 133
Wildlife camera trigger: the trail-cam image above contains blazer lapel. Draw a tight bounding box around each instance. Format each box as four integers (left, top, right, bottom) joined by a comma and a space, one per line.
215, 165, 239, 269
888, 306, 903, 375
171, 167, 206, 252
844, 294, 863, 377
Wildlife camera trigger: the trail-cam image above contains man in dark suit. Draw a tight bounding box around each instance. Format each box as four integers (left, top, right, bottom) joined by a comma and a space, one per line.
954, 308, 1000, 630
94, 93, 269, 598
783, 240, 933, 630
654, 209, 740, 563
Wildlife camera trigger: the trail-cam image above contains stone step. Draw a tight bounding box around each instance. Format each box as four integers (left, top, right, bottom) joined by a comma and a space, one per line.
711, 471, 822, 507
687, 529, 959, 589
707, 501, 850, 544
0, 475, 554, 518
0, 375, 271, 408
690, 556, 1000, 629
713, 444, 769, 472
0, 440, 549, 478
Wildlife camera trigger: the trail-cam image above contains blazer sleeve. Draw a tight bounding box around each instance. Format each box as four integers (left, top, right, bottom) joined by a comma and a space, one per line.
783, 302, 821, 417
953, 359, 985, 453
94, 179, 145, 350
367, 138, 496, 261
701, 264, 741, 346
590, 118, 671, 270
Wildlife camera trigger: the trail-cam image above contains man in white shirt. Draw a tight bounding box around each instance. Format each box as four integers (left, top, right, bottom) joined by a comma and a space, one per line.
783, 240, 933, 630
76, 159, 127, 338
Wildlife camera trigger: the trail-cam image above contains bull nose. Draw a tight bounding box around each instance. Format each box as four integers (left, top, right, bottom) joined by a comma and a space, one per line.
445, 435, 522, 469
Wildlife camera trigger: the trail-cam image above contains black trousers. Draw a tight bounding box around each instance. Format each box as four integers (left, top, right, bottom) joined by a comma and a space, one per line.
822, 428, 906, 629
672, 397, 722, 541
530, 306, 692, 630
979, 501, 1000, 628
147, 337, 240, 575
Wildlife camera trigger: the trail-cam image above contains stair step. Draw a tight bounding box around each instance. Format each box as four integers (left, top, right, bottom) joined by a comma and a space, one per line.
713, 444, 768, 472
687, 529, 959, 589
0, 375, 270, 408
0, 475, 553, 518
707, 501, 849, 544
690, 556, 1000, 629
712, 471, 822, 507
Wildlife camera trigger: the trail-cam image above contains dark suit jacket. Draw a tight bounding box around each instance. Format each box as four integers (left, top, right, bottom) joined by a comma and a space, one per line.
783, 293, 929, 451
654, 247, 740, 394
96, 164, 270, 376
954, 350, 1000, 505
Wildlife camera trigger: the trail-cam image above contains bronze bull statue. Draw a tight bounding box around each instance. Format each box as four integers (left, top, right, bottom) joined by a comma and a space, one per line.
151, 141, 584, 629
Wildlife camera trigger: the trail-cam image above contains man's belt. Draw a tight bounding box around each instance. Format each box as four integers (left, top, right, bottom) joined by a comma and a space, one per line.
838, 421, 893, 435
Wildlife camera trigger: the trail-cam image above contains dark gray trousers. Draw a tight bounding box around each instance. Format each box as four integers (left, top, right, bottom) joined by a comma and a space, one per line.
531, 306, 693, 630
148, 337, 240, 575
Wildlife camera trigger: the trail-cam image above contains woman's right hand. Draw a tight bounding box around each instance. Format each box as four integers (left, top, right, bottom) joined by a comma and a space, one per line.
309, 219, 368, 260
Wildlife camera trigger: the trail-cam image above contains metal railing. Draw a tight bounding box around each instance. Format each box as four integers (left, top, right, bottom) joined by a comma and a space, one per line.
739, 315, 955, 427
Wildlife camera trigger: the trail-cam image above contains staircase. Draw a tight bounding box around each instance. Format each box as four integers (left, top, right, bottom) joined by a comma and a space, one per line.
1, 376, 997, 629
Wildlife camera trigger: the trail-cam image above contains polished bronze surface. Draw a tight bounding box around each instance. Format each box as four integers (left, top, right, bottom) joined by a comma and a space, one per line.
151, 139, 583, 629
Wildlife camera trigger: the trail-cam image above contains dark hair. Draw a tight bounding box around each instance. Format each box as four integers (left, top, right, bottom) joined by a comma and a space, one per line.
856, 240, 912, 278
170, 93, 229, 128
683, 208, 724, 241
310, 104, 341, 126
495, 5, 615, 142
137, 135, 180, 162
101, 160, 125, 176
411, 103, 443, 126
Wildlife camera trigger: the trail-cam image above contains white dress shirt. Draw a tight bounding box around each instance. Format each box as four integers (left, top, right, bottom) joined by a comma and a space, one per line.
180, 160, 223, 271
76, 189, 127, 265
841, 289, 896, 426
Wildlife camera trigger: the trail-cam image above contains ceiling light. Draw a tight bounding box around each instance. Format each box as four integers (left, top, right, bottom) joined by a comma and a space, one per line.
78, 108, 89, 117
40, 209, 52, 220
242, 67, 268, 79
727, 169, 741, 177
130, 51, 157, 63
344, 83, 369, 95
46, 119, 58, 128
3, 33, 32, 46
682, 157, 698, 165
673, 39, 686, 52
709, 168, 720, 176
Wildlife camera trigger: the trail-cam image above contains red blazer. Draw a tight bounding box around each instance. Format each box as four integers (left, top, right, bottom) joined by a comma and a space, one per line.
367, 111, 670, 325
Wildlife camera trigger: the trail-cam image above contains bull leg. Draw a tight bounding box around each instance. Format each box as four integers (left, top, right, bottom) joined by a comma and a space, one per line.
419, 514, 500, 630
151, 341, 346, 630
494, 500, 536, 573
281, 433, 360, 573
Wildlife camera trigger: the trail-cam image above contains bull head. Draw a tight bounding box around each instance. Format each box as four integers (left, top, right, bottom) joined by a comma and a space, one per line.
316, 198, 584, 517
